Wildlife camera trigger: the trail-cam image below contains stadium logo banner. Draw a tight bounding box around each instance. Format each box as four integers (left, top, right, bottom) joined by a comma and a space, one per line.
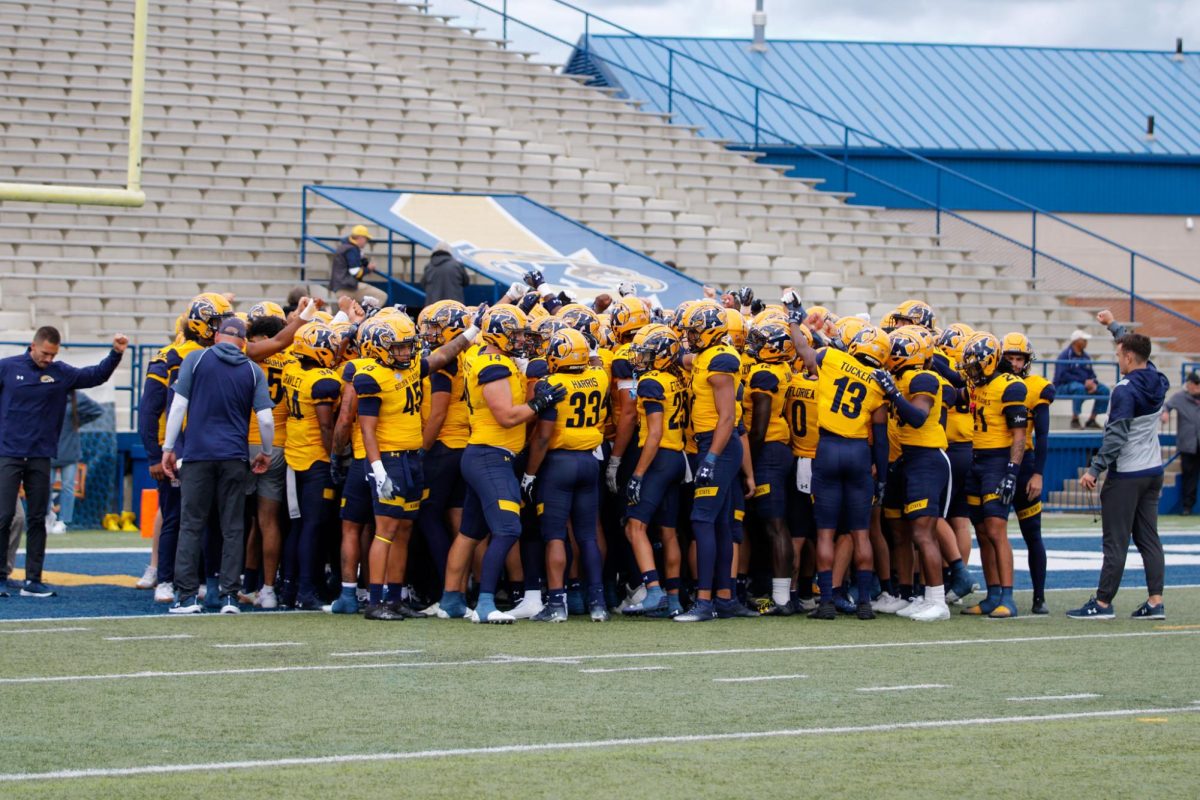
312, 189, 703, 306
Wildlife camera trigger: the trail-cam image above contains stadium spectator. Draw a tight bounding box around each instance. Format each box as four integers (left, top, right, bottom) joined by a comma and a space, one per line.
421, 242, 469, 304
1162, 372, 1200, 515
46, 390, 104, 534
1071, 332, 1168, 620
329, 225, 387, 307
161, 317, 274, 614
0, 499, 24, 596
1053, 329, 1110, 429
0, 327, 126, 597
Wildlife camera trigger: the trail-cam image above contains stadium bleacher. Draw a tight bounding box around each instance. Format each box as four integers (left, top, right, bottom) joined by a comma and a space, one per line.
0, 0, 1183, 432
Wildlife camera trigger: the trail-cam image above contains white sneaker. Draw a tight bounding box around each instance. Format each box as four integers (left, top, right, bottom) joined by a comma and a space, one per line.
508, 592, 545, 619
153, 582, 175, 603
910, 601, 951, 622
472, 608, 515, 624
256, 585, 278, 609
466, 607, 479, 622
135, 565, 158, 590
871, 591, 906, 614
617, 584, 647, 612
49, 520, 67, 535
896, 597, 926, 618
421, 602, 444, 618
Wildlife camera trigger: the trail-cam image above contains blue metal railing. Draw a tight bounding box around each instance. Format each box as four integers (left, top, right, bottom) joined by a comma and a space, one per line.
1036, 358, 1121, 401
422, 0, 1200, 339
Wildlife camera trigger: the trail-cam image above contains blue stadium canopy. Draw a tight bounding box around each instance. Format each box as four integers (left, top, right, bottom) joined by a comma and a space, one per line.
570, 36, 1200, 158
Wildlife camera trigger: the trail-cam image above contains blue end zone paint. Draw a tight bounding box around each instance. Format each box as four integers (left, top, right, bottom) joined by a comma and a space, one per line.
4, 535, 1198, 621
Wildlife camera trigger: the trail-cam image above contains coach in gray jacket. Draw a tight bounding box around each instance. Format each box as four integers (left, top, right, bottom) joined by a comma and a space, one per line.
1071, 330, 1169, 620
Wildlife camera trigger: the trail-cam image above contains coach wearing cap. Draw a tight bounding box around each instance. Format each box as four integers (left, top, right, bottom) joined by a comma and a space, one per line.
0, 326, 126, 598
161, 317, 274, 614
1053, 328, 1110, 429
329, 224, 387, 307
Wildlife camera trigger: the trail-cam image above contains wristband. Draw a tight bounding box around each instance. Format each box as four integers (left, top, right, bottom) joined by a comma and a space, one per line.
1005, 462, 1019, 474
299, 301, 317, 321
462, 324, 479, 342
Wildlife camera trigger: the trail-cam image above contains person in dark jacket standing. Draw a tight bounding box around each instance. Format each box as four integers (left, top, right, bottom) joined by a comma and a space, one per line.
47, 390, 105, 534
328, 224, 387, 306
421, 241, 469, 304
1070, 332, 1169, 620
1162, 372, 1200, 514
162, 317, 274, 614
0, 326, 126, 597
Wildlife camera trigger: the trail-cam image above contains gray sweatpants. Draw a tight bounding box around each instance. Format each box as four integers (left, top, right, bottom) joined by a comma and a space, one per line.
173, 459, 248, 598
1097, 473, 1164, 603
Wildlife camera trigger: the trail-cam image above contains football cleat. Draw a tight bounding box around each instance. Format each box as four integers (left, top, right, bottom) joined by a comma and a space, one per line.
910, 601, 951, 622
870, 592, 908, 614
531, 603, 569, 622
945, 574, 976, 605
793, 596, 819, 613
256, 585, 279, 610
508, 591, 545, 620
293, 593, 324, 612
473, 608, 516, 624
135, 565, 157, 590
154, 581, 176, 603
987, 602, 1019, 619
715, 598, 758, 619
856, 601, 876, 620
832, 593, 857, 615
388, 600, 422, 619
896, 597, 926, 618
1031, 598, 1050, 615
435, 592, 468, 619
328, 592, 358, 615
589, 602, 611, 622
617, 583, 648, 613
1130, 600, 1165, 620
364, 603, 405, 621
1066, 596, 1115, 620
807, 601, 837, 620
757, 598, 793, 617
673, 600, 717, 622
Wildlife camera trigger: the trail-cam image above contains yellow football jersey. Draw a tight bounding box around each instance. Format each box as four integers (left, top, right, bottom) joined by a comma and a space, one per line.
465, 351, 527, 453
340, 358, 375, 460
680, 361, 698, 455
596, 346, 616, 441
282, 362, 343, 470
146, 339, 203, 445
1022, 373, 1055, 451
689, 344, 742, 436
970, 373, 1028, 450
740, 351, 756, 428
747, 362, 792, 444
247, 348, 294, 448
785, 371, 819, 458
814, 348, 886, 439
353, 360, 426, 453
893, 369, 948, 449
430, 354, 470, 449
544, 368, 609, 451
636, 369, 686, 451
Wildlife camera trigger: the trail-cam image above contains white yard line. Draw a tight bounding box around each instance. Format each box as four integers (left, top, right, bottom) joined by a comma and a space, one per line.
579, 666, 669, 674
0, 610, 320, 624
0, 629, 1196, 685
1008, 693, 1101, 702
713, 674, 807, 683
211, 642, 304, 649
329, 649, 424, 658
104, 634, 194, 642
857, 684, 951, 692
0, 627, 89, 635
3, 706, 1197, 782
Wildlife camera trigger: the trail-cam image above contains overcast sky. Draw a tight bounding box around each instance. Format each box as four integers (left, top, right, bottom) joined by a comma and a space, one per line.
435, 0, 1199, 54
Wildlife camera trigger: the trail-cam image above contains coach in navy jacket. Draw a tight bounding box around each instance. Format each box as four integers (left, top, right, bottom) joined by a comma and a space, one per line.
0, 326, 127, 596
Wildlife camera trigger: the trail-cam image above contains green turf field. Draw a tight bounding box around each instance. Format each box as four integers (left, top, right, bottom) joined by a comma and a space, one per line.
1, 584, 1198, 798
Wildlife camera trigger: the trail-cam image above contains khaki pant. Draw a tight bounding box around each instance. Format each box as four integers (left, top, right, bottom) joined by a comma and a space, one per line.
5, 497, 24, 579
334, 285, 388, 306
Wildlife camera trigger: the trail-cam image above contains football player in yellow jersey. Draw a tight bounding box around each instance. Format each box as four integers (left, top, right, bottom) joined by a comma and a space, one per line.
784, 331, 820, 612
615, 325, 687, 618
413, 301, 472, 602
673, 302, 744, 622
354, 312, 481, 621
793, 307, 888, 621
522, 329, 610, 622
436, 305, 568, 624
932, 323, 976, 570
961, 332, 1028, 619
746, 319, 798, 615
605, 296, 652, 491
871, 328, 965, 622
241, 311, 295, 610
1002, 332, 1055, 614
280, 322, 344, 610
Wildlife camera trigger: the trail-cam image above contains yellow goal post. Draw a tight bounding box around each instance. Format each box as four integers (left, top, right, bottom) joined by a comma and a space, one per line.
0, 0, 148, 207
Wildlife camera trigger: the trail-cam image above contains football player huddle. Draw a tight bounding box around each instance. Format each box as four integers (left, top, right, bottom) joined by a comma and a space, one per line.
139, 275, 1054, 624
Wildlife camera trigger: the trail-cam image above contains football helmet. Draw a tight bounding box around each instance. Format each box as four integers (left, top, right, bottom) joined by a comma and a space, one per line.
631, 324, 680, 374
329, 320, 358, 359
609, 296, 651, 341
558, 303, 602, 347
894, 299, 937, 330
680, 301, 728, 352
291, 322, 340, 368
480, 304, 532, 357
751, 305, 788, 327
546, 328, 591, 372
747, 320, 796, 364
887, 328, 927, 373
185, 292, 233, 340
531, 316, 569, 358
417, 300, 469, 348
848, 325, 891, 369
723, 308, 748, 351
961, 332, 1002, 386
312, 310, 334, 324
670, 300, 699, 339
248, 301, 285, 321
361, 314, 419, 369
832, 316, 868, 350
880, 312, 901, 333
1000, 332, 1035, 378
936, 323, 975, 360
